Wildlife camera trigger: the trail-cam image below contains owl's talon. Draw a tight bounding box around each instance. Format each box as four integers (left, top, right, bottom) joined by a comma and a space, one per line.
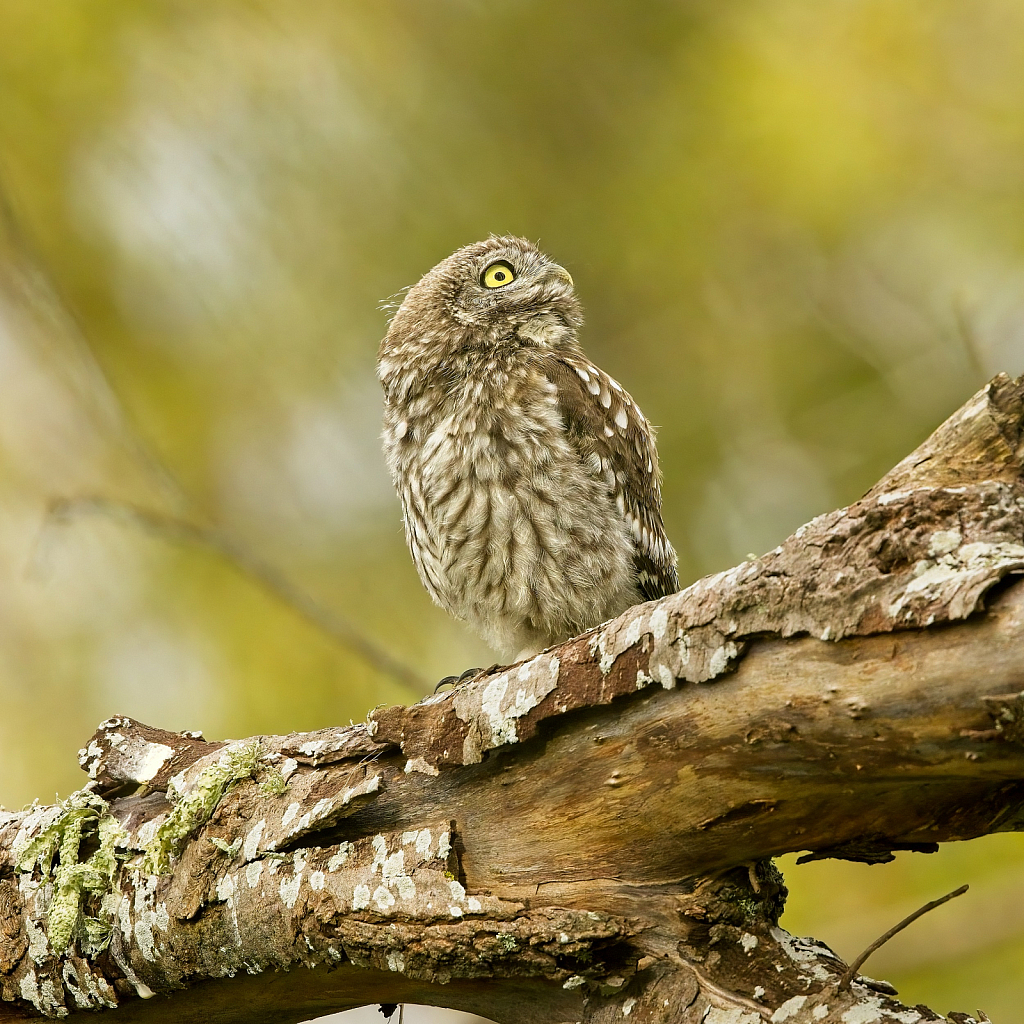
435, 665, 499, 693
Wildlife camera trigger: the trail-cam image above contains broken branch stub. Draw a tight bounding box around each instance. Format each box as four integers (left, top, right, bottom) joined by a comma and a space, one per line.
3, 375, 1024, 1023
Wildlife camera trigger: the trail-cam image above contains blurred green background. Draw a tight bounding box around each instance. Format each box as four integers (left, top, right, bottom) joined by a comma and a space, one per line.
1, 1, 1022, 1018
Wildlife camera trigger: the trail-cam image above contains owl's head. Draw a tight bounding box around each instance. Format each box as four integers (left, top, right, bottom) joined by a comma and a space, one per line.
381, 236, 583, 371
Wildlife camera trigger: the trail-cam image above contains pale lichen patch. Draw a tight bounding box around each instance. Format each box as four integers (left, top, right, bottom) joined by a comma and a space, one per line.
771, 995, 807, 1022
656, 664, 675, 689
928, 529, 962, 557
298, 738, 325, 758
215, 873, 236, 905
382, 850, 406, 882
404, 757, 440, 776
61, 958, 118, 1010
593, 613, 645, 675
370, 835, 388, 872
19, 971, 42, 1016
454, 655, 559, 763
328, 843, 354, 871
128, 740, 176, 784
133, 916, 157, 962
708, 642, 739, 677
25, 915, 49, 963
888, 540, 1024, 619
79, 741, 105, 779
373, 885, 396, 911
245, 861, 263, 889
279, 872, 302, 910
650, 605, 669, 640
840, 997, 885, 1024
243, 820, 266, 862
769, 927, 833, 983
704, 1008, 760, 1024
414, 829, 433, 856
340, 774, 382, 807
135, 816, 163, 848
437, 831, 452, 859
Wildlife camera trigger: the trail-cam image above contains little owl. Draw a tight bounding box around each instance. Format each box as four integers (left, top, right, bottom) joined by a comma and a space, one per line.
378, 236, 678, 664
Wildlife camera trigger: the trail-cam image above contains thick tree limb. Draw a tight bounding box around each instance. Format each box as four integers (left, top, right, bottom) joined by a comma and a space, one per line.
4, 376, 1024, 1023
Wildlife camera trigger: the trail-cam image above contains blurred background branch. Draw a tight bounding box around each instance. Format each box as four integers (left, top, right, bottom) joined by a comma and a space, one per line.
0, 170, 426, 693
43, 496, 427, 692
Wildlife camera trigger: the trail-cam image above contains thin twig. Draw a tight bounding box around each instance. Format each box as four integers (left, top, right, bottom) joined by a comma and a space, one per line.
45, 496, 428, 693
838, 884, 969, 991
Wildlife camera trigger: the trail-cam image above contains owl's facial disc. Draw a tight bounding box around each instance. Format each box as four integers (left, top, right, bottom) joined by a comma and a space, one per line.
480, 257, 574, 290
454, 249, 577, 350
470, 252, 574, 307
407, 237, 581, 345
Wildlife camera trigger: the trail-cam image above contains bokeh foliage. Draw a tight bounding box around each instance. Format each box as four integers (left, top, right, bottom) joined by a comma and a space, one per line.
1, 0, 1023, 1017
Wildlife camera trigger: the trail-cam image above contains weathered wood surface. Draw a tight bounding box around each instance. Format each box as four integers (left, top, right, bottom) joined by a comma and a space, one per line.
4, 375, 1024, 1024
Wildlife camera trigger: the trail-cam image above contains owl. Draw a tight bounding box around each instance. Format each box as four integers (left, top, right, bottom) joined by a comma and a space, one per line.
378, 236, 678, 664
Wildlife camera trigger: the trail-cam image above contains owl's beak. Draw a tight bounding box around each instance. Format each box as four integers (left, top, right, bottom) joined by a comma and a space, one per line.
544, 264, 574, 289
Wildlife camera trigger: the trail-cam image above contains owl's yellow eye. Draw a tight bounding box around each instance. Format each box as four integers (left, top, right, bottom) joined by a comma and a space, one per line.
482, 261, 516, 289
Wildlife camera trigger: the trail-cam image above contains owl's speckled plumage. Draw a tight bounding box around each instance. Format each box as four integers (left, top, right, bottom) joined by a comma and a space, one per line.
378, 236, 678, 662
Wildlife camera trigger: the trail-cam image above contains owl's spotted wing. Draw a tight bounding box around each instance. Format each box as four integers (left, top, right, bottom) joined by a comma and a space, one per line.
545, 355, 679, 601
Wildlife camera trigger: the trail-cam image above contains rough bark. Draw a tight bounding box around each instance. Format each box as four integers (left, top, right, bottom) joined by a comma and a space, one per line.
4, 375, 1024, 1024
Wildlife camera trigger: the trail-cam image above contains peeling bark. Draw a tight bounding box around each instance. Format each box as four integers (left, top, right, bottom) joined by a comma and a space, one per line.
4, 376, 1024, 1023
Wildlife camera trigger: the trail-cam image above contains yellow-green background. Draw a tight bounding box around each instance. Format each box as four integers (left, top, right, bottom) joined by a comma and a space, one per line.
0, 1, 1021, 1018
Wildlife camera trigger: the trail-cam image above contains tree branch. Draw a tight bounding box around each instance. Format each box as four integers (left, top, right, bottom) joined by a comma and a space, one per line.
4, 375, 1024, 1023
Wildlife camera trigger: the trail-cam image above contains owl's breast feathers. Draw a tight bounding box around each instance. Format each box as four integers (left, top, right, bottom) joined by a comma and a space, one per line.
543, 354, 679, 602
382, 341, 678, 658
